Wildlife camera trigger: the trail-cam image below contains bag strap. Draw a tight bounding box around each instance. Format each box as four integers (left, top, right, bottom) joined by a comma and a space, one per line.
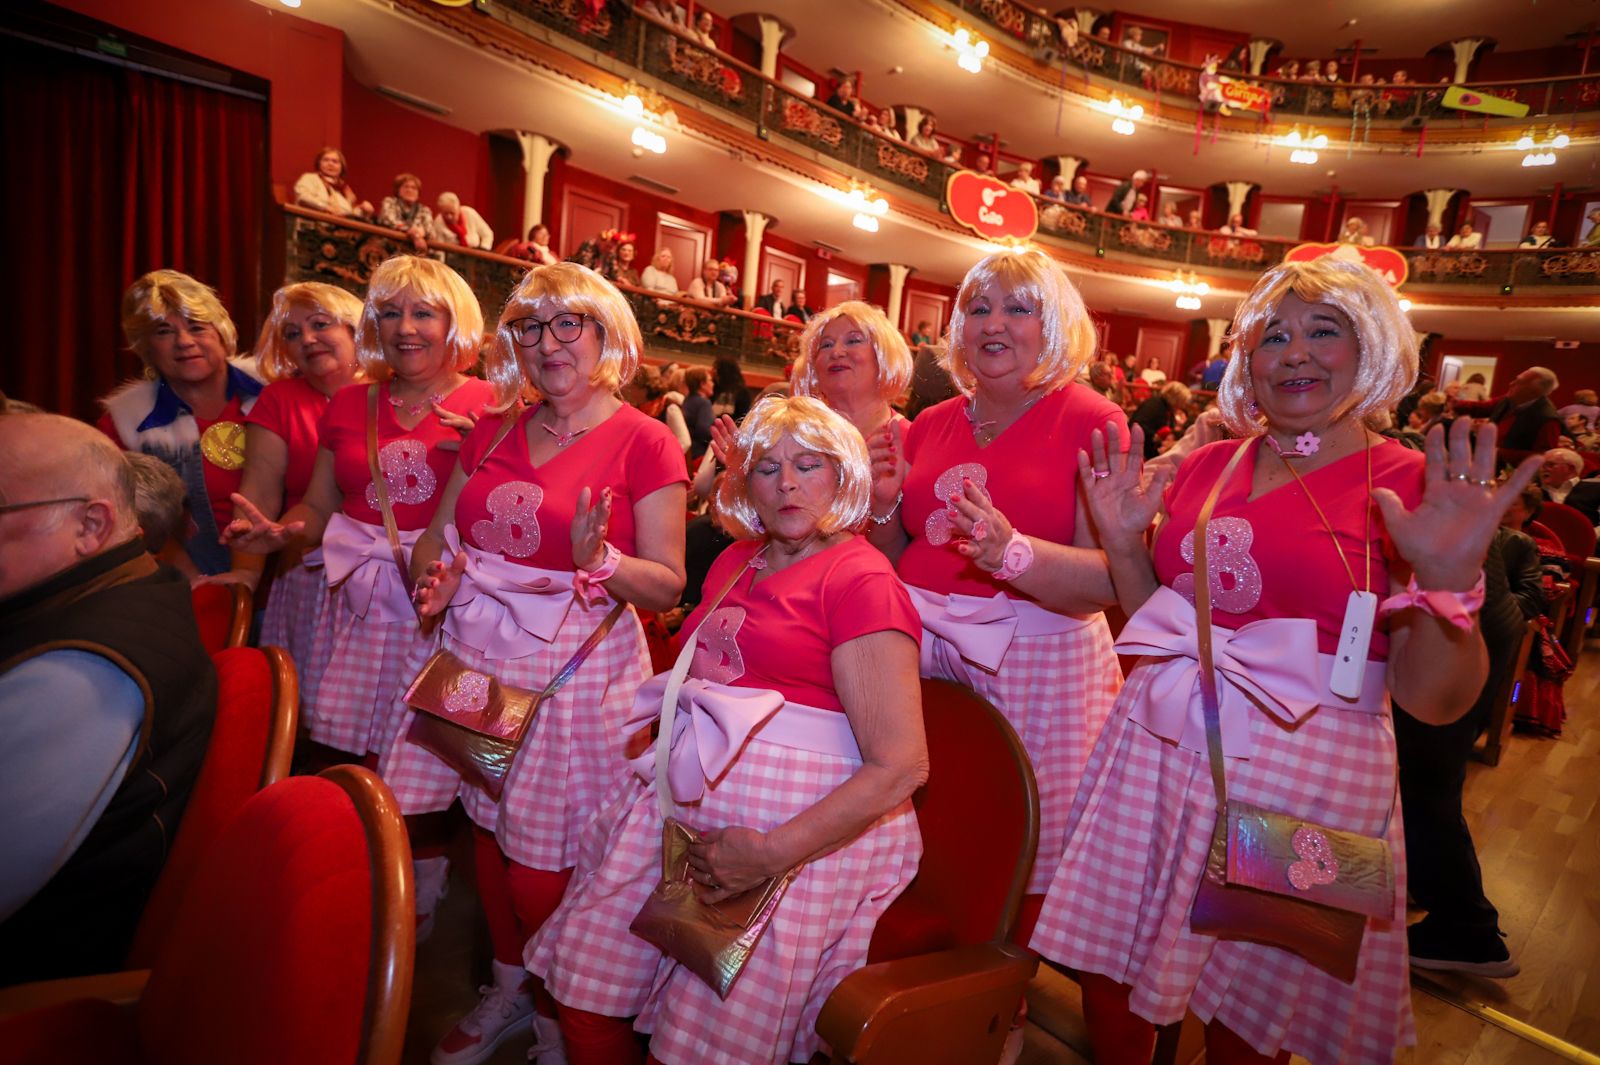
1194, 439, 1258, 814
653, 548, 765, 820
366, 385, 414, 599
471, 406, 524, 478
540, 600, 626, 703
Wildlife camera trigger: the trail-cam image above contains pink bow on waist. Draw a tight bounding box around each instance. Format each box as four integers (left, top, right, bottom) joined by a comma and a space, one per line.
1116, 586, 1326, 759
907, 586, 1022, 672
321, 513, 418, 623
626, 674, 785, 804
440, 525, 580, 657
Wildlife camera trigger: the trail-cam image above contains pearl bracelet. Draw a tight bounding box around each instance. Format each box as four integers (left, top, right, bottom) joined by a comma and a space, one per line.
870, 491, 904, 527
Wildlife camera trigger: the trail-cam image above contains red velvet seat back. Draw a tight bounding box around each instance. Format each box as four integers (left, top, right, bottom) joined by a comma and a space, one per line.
125, 647, 286, 968
1535, 501, 1597, 561
189, 584, 237, 654
868, 680, 1039, 962
136, 776, 375, 1065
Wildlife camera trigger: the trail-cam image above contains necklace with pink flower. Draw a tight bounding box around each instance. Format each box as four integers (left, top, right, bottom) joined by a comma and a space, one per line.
1266, 430, 1321, 458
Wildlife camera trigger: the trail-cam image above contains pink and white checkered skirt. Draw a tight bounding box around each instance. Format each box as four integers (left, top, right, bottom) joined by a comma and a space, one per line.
304, 589, 427, 756
377, 604, 652, 871
923, 617, 1121, 894
526, 738, 921, 1065
258, 560, 329, 685
1029, 660, 1413, 1064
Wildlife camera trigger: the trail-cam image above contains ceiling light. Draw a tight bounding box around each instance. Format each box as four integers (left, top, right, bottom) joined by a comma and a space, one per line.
1519, 126, 1569, 167
1105, 97, 1143, 136
1169, 271, 1207, 310
952, 26, 989, 74
631, 127, 666, 154
852, 213, 880, 232
278, 0, 301, 7
1398, 298, 1412, 311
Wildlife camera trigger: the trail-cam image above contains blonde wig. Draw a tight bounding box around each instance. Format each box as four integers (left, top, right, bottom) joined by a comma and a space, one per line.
355, 256, 484, 380
255, 282, 364, 382
717, 395, 871, 540
120, 269, 239, 366
791, 301, 913, 403
942, 248, 1096, 395
484, 262, 642, 410
1216, 258, 1417, 435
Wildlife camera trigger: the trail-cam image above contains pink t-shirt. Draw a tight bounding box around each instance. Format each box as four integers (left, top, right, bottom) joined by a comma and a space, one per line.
898, 384, 1127, 598
1153, 438, 1425, 660
454, 403, 687, 569
682, 538, 921, 712
245, 376, 331, 512
316, 379, 494, 529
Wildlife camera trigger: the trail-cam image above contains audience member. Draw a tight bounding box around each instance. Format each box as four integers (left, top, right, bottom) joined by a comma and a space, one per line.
1338, 217, 1373, 246
1063, 174, 1093, 207
686, 258, 736, 308
1557, 388, 1600, 430
124, 451, 188, 553
293, 145, 373, 219
712, 356, 754, 422
1456, 372, 1489, 402
0, 413, 215, 984
1415, 222, 1444, 249
1186, 208, 1203, 228
377, 173, 433, 252
1105, 169, 1149, 215
430, 192, 495, 250
1536, 447, 1600, 522
689, 8, 717, 48
639, 247, 680, 295
1218, 212, 1257, 236
682, 366, 715, 459
1157, 202, 1182, 227
906, 340, 958, 418
1481, 366, 1562, 453
500, 223, 559, 265
826, 75, 863, 120
1010, 161, 1041, 194
1129, 380, 1191, 459
754, 278, 799, 320
1446, 223, 1482, 250
609, 240, 642, 287
1521, 221, 1555, 248
874, 106, 902, 139
1583, 207, 1600, 246
909, 319, 935, 346
908, 115, 941, 154
1042, 175, 1069, 202
1128, 193, 1151, 222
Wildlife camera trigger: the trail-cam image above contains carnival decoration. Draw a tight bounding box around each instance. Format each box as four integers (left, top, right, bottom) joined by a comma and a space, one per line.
945, 171, 1039, 242
1285, 242, 1409, 287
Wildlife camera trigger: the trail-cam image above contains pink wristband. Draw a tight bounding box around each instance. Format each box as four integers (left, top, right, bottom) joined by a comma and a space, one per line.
574, 542, 622, 605
1377, 571, 1486, 631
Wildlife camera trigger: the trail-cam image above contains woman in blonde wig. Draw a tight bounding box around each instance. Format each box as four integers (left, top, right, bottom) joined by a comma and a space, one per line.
1034, 258, 1540, 1064
206, 282, 364, 677
867, 247, 1126, 946
383, 262, 687, 1065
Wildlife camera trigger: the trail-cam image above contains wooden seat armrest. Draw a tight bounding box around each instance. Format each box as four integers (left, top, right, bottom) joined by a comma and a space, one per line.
816, 942, 1038, 1062
0, 969, 150, 1017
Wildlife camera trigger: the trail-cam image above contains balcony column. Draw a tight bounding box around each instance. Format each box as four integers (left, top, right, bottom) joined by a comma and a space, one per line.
1206, 318, 1231, 358
740, 210, 772, 308
1246, 39, 1277, 76
885, 264, 913, 330
1053, 155, 1084, 182
1070, 9, 1102, 36
756, 15, 786, 80
516, 132, 560, 236
1424, 188, 1460, 229
1224, 181, 1256, 223
1448, 38, 1486, 83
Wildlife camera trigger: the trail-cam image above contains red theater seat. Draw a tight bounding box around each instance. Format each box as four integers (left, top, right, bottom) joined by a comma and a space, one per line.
189, 583, 252, 653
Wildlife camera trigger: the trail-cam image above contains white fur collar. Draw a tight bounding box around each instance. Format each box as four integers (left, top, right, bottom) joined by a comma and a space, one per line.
100, 356, 264, 456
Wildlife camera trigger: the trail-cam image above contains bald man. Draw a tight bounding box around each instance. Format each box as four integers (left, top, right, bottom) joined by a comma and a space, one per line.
0, 413, 214, 984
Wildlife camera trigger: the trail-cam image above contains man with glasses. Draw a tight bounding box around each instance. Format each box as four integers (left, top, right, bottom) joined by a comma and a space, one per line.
0, 412, 214, 984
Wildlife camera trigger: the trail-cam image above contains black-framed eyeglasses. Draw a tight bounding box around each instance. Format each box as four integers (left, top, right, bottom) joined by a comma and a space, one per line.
509, 313, 591, 348
0, 496, 89, 515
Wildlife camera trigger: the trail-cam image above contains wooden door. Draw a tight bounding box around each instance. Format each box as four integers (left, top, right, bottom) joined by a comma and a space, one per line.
655, 214, 712, 291
1135, 327, 1184, 381
559, 188, 626, 258
903, 290, 950, 340
760, 247, 806, 304
826, 271, 861, 307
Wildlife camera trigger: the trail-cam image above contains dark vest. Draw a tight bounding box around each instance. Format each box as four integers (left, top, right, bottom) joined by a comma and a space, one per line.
0, 539, 216, 984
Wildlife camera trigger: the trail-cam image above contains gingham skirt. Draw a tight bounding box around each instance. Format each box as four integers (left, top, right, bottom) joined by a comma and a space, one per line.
258, 560, 328, 685
303, 588, 426, 756
1030, 660, 1414, 1064
526, 739, 921, 1065
377, 603, 652, 871
922, 617, 1122, 894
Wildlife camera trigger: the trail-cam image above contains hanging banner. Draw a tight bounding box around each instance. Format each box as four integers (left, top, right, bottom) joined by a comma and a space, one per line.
1441, 85, 1529, 118
945, 171, 1038, 242
1285, 242, 1410, 287
1219, 80, 1273, 115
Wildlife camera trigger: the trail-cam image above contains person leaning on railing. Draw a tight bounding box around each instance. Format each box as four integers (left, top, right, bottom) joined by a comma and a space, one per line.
431, 191, 495, 250
293, 145, 373, 219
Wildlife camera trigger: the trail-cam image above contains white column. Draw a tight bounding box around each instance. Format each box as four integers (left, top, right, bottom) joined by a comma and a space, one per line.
757, 16, 786, 80
740, 210, 771, 308
1053, 155, 1084, 182
1225, 181, 1255, 220
1424, 188, 1458, 228
1450, 38, 1485, 83
516, 132, 560, 237
1206, 318, 1230, 358
886, 264, 912, 330
1246, 39, 1276, 76
1072, 9, 1101, 36
902, 106, 927, 140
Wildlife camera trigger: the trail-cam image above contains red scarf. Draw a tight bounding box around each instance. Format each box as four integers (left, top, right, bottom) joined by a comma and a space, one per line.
447, 212, 468, 245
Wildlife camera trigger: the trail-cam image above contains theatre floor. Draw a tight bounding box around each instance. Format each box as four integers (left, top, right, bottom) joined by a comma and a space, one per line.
404, 644, 1600, 1065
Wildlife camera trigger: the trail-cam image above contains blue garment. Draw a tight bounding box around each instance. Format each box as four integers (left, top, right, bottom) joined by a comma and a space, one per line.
134, 362, 264, 432
1201, 359, 1227, 390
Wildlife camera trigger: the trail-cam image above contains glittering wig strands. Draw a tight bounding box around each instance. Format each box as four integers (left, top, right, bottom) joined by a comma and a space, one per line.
941, 247, 1098, 396
791, 301, 914, 400
354, 256, 485, 381
254, 283, 365, 382
121, 269, 240, 367
717, 396, 872, 539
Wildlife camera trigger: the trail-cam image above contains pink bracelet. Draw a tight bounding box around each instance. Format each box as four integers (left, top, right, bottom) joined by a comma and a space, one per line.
1377, 571, 1486, 631
574, 542, 622, 605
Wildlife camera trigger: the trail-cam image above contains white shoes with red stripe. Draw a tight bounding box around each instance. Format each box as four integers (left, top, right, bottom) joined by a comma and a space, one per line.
431, 960, 535, 1065
527, 1014, 568, 1064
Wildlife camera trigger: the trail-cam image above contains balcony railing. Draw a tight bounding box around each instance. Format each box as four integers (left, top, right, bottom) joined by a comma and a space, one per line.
282, 205, 803, 372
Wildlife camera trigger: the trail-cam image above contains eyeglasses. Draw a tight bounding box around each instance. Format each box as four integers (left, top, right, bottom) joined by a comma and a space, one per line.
0, 496, 89, 515
509, 313, 591, 348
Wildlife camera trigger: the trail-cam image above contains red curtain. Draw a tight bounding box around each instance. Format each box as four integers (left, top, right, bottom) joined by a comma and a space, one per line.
1, 35, 266, 420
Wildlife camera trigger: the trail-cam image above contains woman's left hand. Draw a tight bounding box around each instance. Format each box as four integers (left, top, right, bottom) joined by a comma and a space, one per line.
431, 402, 477, 450
946, 476, 1017, 572
687, 825, 776, 902
572, 485, 613, 571
1374, 418, 1542, 590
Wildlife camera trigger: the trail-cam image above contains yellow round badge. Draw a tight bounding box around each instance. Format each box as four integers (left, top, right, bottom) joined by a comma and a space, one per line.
201, 421, 247, 470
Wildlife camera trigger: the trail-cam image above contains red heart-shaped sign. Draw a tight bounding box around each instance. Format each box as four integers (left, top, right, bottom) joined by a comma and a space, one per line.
1285, 242, 1410, 287
945, 171, 1039, 242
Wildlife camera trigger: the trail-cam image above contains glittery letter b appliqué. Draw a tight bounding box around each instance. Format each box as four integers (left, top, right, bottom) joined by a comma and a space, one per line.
1173, 516, 1262, 613
693, 607, 747, 683
924, 463, 988, 546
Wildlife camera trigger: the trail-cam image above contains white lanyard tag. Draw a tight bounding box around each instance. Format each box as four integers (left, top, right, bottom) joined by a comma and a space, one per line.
1329, 590, 1378, 698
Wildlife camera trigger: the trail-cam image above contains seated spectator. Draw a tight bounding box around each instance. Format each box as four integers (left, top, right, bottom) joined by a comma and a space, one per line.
1351, 73, 1379, 113
1218, 212, 1257, 236
942, 141, 966, 166
1456, 372, 1489, 402
1137, 355, 1168, 387
974, 153, 997, 177
1010, 161, 1041, 194
1584, 207, 1600, 246
1186, 208, 1204, 228
377, 172, 432, 252
429, 191, 494, 250
1199, 350, 1227, 389
754, 278, 803, 321
690, 8, 718, 48
712, 356, 754, 421
1339, 217, 1374, 246
1521, 221, 1555, 248
1382, 69, 1414, 110
610, 240, 642, 287
1063, 174, 1094, 207
1129, 192, 1151, 221
499, 222, 559, 265
908, 115, 941, 154
1106, 169, 1149, 215
640, 247, 680, 295
909, 319, 935, 346
124, 451, 187, 553
1445, 223, 1482, 250
1324, 58, 1341, 82
1558, 389, 1600, 430
1087, 360, 1121, 404
1157, 201, 1183, 227
1129, 380, 1190, 459
874, 106, 902, 140
687, 257, 737, 308
681, 366, 714, 459
292, 145, 373, 219
1042, 174, 1069, 202
1537, 447, 1600, 522
1415, 222, 1445, 249
1401, 390, 1449, 448
0, 413, 216, 984
826, 75, 863, 120
654, 365, 693, 454
1276, 60, 1300, 80
907, 340, 958, 419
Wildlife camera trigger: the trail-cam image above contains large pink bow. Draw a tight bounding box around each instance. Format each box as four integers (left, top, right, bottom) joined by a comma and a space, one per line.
1117, 587, 1326, 759
440, 526, 578, 657
625, 675, 784, 803
908, 586, 1022, 673
321, 513, 418, 623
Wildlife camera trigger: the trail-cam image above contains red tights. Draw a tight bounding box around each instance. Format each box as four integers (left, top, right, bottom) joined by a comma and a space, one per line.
1080, 972, 1288, 1065
557, 1007, 648, 1065
472, 827, 573, 1017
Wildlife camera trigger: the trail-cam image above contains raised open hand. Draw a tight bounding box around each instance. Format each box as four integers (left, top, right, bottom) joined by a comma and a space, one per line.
1076, 423, 1171, 550
708, 414, 739, 465
413, 551, 468, 618
572, 485, 613, 572
1374, 419, 1542, 590
219, 493, 303, 554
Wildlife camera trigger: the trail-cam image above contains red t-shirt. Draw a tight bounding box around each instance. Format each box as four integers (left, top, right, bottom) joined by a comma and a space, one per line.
682, 538, 920, 712
244, 376, 332, 512
454, 403, 687, 569
1153, 438, 1425, 660
316, 379, 494, 529
97, 395, 251, 538
897, 384, 1127, 598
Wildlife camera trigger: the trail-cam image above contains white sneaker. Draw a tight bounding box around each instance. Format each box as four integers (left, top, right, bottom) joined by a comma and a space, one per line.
414, 855, 451, 946
431, 961, 535, 1065
527, 1014, 568, 1064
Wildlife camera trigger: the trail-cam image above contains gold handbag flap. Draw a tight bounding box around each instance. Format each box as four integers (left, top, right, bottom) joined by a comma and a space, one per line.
1224, 801, 1393, 920
405, 647, 540, 744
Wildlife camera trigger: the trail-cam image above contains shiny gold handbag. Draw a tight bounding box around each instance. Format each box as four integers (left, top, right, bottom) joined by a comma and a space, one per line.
627, 552, 798, 999
1185, 441, 1394, 984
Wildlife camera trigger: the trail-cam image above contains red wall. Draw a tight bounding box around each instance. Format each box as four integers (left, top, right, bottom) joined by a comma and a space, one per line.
340, 72, 486, 217
1431, 339, 1600, 407
545, 157, 721, 258
1093, 309, 1210, 370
